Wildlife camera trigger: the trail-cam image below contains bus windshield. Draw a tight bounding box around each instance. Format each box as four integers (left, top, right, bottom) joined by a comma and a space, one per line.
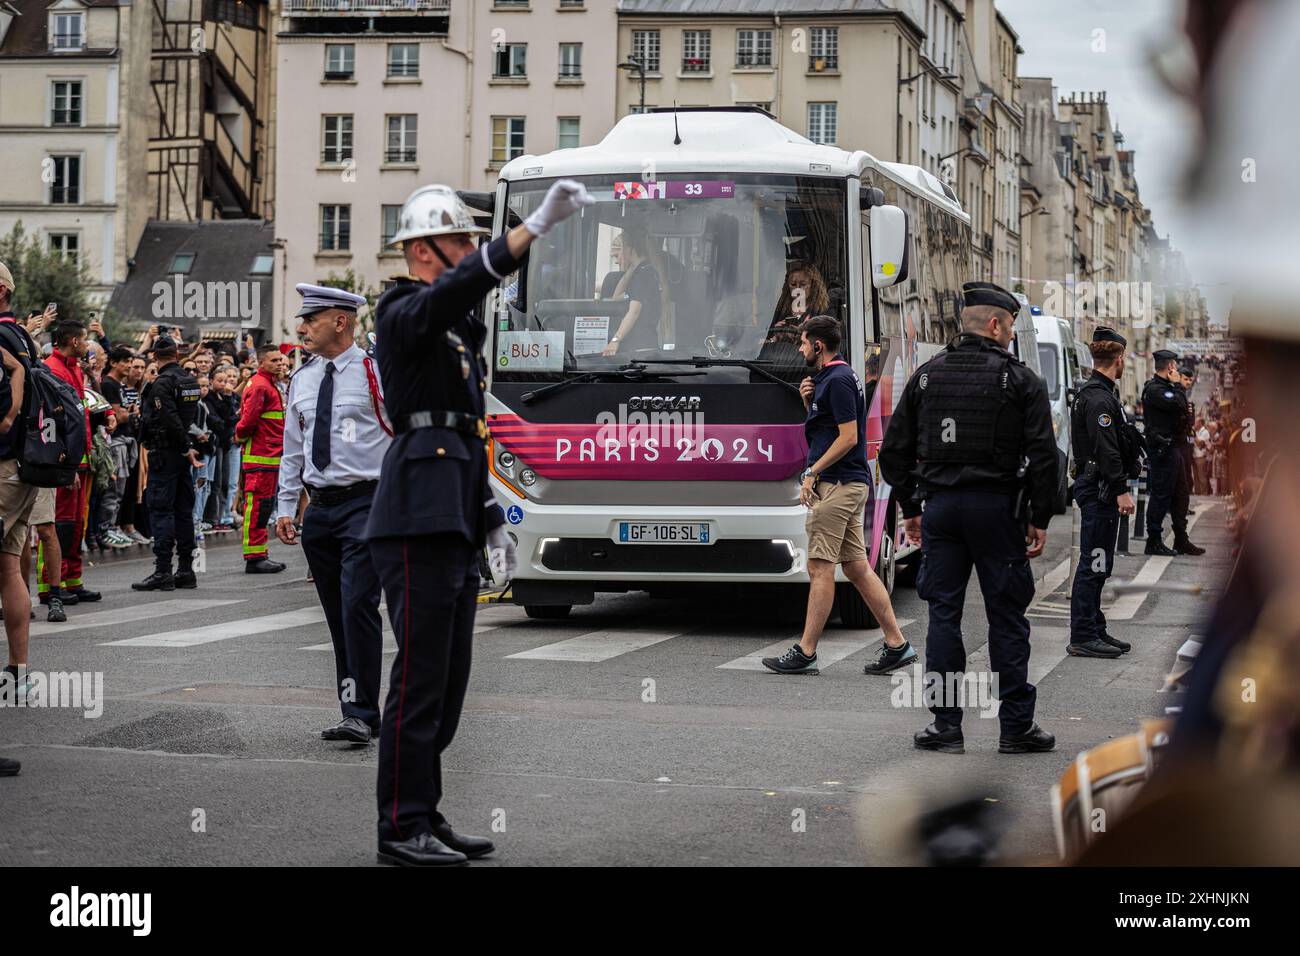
492, 173, 847, 385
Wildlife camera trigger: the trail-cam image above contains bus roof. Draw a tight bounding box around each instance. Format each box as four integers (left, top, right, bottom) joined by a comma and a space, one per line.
498, 108, 968, 222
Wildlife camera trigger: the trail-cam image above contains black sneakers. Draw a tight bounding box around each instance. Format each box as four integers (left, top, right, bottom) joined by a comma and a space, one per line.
1099, 632, 1131, 653
1067, 639, 1122, 659
863, 640, 919, 675
1173, 539, 1206, 556
914, 722, 965, 754
999, 722, 1056, 754
66, 587, 101, 603
46, 596, 66, 623
761, 643, 819, 675
245, 558, 286, 574
1144, 539, 1178, 556
132, 571, 176, 592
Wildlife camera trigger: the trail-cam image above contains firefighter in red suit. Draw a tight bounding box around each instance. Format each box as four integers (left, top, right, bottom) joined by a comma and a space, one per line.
40, 320, 100, 602
234, 344, 286, 573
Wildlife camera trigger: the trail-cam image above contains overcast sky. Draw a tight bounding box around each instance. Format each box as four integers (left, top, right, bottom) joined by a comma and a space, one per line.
996, 0, 1226, 323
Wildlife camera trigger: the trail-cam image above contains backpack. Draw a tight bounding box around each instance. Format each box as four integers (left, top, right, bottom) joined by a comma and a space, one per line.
17, 364, 87, 488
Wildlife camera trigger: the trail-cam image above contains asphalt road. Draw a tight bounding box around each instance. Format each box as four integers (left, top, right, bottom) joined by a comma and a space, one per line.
0, 498, 1229, 866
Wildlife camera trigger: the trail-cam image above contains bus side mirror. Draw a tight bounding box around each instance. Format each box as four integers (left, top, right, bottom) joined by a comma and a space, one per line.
869, 205, 909, 288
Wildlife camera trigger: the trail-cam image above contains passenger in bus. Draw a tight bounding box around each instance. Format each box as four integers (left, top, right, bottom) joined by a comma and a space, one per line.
765, 262, 829, 346
602, 227, 662, 355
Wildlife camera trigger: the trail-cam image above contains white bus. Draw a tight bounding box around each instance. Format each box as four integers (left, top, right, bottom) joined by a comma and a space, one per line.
483, 107, 972, 625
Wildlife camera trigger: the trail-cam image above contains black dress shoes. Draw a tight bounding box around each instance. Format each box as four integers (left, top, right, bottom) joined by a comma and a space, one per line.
66, 587, 101, 602
434, 821, 495, 859
1144, 540, 1178, 556
914, 722, 965, 754
999, 722, 1056, 754
1173, 539, 1206, 556
1068, 638, 1122, 658
377, 832, 467, 867
132, 571, 175, 592
321, 716, 372, 743
173, 570, 198, 589
245, 558, 286, 574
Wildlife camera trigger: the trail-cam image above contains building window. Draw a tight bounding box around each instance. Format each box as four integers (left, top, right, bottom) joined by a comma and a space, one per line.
807, 102, 837, 145
387, 44, 419, 78
494, 44, 527, 79
321, 115, 353, 164
491, 116, 526, 165
809, 27, 838, 71
559, 43, 582, 79
385, 114, 418, 164
51, 80, 82, 126
51, 13, 83, 51
381, 204, 402, 249
320, 205, 351, 252
682, 30, 711, 73
557, 116, 580, 149
631, 30, 660, 74
736, 29, 772, 68
48, 233, 79, 262
170, 253, 196, 274
250, 253, 274, 275
324, 45, 354, 81
49, 154, 80, 204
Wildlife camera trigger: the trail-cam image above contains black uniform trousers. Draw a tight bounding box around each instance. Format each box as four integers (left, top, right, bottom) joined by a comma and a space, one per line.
1172, 445, 1193, 541
146, 449, 195, 574
301, 492, 383, 731
1069, 476, 1119, 645
371, 533, 479, 844
1145, 448, 1177, 540
917, 490, 1037, 735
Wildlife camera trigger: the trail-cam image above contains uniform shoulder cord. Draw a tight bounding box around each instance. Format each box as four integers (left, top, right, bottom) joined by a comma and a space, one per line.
363, 356, 394, 438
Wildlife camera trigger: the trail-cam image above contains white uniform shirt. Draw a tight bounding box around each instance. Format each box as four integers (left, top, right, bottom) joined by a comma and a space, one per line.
277, 344, 391, 515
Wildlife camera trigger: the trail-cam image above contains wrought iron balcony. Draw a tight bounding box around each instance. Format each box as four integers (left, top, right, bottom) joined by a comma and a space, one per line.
283, 0, 450, 13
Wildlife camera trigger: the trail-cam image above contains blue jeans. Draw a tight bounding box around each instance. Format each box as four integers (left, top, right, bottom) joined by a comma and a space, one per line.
192, 455, 217, 526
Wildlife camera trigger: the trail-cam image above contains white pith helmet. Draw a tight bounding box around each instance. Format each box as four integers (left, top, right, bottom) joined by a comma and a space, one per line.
389, 184, 490, 248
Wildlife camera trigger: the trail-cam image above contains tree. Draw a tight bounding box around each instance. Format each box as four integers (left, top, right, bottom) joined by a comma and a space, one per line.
320, 268, 380, 336
0, 223, 96, 324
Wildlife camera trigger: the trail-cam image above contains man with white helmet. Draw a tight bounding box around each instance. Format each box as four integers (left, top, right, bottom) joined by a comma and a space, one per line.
367, 179, 593, 866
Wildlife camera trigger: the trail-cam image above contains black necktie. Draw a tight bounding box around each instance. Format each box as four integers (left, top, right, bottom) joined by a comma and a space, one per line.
312, 362, 335, 472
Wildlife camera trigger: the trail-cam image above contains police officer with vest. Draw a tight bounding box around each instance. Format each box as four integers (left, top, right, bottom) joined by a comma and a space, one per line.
1142, 349, 1202, 555
367, 179, 593, 866
133, 335, 203, 591
275, 283, 390, 745
879, 281, 1059, 756
1067, 327, 1141, 659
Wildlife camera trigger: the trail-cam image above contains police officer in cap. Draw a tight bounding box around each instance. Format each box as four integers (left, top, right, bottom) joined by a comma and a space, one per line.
276, 283, 390, 744
1141, 349, 1201, 555
367, 179, 593, 866
1172, 365, 1205, 555
880, 281, 1059, 755
1067, 327, 1140, 659
133, 335, 203, 591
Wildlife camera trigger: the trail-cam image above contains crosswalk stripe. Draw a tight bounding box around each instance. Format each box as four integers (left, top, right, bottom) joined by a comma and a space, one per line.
717, 618, 917, 671
506, 626, 687, 662
102, 607, 327, 647
966, 625, 1071, 718
30, 598, 244, 637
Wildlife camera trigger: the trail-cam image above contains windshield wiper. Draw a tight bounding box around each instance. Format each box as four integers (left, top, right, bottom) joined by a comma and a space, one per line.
519, 362, 706, 405
638, 357, 803, 397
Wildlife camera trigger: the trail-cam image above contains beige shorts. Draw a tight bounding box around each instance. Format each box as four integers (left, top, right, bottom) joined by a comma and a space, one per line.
805, 479, 870, 564
0, 459, 39, 556
29, 486, 55, 527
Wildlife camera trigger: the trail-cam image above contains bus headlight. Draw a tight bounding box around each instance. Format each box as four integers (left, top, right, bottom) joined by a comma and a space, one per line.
520, 468, 537, 486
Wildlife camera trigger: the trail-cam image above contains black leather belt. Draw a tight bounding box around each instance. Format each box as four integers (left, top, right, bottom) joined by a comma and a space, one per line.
394, 410, 488, 440
306, 479, 377, 506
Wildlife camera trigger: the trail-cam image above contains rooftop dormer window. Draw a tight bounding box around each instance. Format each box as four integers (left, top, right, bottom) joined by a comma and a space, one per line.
51, 12, 83, 52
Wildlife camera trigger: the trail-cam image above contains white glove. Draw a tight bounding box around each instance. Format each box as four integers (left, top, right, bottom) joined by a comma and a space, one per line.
487, 525, 518, 579
523, 179, 595, 237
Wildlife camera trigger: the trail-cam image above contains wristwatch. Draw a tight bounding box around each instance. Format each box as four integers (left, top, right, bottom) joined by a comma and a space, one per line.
799, 468, 817, 485
610, 336, 620, 345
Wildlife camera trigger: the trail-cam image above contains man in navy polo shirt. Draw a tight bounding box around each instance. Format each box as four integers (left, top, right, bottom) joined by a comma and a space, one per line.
763, 315, 913, 676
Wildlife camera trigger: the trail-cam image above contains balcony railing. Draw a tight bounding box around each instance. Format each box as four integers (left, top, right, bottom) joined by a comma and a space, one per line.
283, 0, 449, 12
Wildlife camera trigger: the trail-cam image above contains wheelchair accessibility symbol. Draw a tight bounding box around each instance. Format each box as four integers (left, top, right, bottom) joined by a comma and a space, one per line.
506, 506, 524, 525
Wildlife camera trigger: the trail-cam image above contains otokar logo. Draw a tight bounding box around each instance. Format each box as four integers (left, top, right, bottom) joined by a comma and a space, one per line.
50, 886, 151, 936
151, 275, 261, 326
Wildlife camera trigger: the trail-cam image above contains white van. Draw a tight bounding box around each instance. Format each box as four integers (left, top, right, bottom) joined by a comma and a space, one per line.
1032, 311, 1084, 513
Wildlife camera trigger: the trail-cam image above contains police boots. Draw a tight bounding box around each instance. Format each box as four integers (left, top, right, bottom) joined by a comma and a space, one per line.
1144, 538, 1178, 557
132, 571, 175, 592
1173, 538, 1206, 556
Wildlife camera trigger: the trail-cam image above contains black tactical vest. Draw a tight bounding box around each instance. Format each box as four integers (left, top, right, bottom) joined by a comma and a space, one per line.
916, 341, 1022, 470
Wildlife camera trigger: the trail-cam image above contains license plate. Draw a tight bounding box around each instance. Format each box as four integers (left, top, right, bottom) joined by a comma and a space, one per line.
617, 522, 711, 544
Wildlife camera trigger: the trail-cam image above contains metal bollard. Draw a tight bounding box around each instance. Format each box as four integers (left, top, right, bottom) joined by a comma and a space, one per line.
1133, 468, 1147, 539
1116, 483, 1132, 555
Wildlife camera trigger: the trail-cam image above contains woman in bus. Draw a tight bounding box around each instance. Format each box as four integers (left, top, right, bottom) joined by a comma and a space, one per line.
602, 226, 662, 355
765, 261, 830, 345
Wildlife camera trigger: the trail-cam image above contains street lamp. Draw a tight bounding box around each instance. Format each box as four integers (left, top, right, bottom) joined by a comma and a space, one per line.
618, 57, 646, 113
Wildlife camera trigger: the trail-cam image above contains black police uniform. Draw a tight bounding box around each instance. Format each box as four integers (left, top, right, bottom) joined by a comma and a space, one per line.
139, 359, 202, 582
1068, 368, 1134, 652
365, 237, 517, 850
1141, 370, 1188, 548
1170, 378, 1197, 546
879, 324, 1058, 742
